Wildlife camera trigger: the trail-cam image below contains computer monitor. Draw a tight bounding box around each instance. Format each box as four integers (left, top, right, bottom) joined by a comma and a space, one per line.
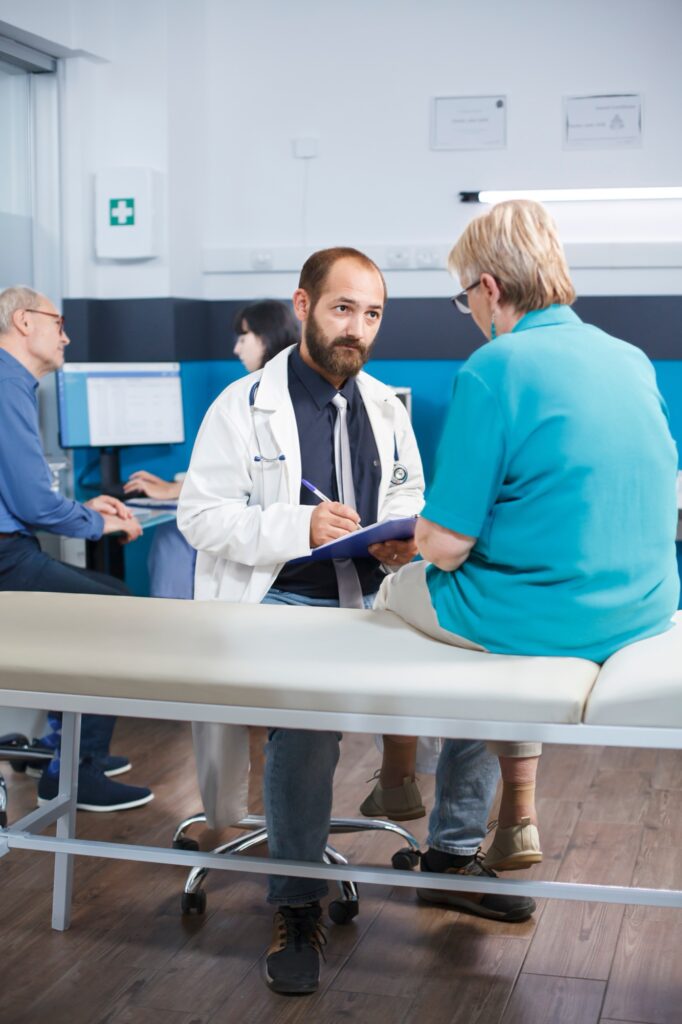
57, 362, 185, 490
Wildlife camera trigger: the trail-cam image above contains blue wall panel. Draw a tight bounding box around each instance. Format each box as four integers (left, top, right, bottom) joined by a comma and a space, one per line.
76, 355, 680, 600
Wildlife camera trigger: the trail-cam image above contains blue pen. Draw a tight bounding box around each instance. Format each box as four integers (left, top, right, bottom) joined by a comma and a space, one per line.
301, 478, 332, 503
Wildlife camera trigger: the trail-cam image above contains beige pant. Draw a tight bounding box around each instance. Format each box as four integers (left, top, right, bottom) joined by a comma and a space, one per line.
375, 560, 542, 759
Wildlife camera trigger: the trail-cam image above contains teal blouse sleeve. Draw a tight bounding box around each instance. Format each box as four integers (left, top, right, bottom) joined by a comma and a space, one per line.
422, 368, 507, 538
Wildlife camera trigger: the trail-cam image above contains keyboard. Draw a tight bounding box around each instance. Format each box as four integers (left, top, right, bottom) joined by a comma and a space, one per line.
125, 497, 179, 509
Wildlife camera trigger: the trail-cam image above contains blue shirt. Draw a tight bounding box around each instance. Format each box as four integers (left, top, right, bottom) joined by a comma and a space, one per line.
423, 305, 680, 662
275, 346, 383, 598
0, 349, 103, 540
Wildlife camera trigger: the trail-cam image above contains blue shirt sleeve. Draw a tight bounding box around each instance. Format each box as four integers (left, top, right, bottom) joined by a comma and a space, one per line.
0, 378, 103, 539
422, 368, 507, 537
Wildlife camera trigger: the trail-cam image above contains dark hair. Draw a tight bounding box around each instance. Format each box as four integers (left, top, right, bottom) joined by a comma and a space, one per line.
298, 247, 387, 308
233, 300, 300, 363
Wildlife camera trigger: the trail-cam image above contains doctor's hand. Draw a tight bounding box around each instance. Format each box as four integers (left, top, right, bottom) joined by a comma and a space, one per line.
310, 502, 360, 547
100, 513, 143, 544
369, 538, 418, 567
124, 470, 181, 500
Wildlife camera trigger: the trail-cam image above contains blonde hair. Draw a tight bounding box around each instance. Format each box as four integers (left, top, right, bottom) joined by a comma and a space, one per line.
448, 200, 576, 313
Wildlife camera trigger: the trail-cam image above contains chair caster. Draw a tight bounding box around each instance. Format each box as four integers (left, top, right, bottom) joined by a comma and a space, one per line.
181, 889, 207, 915
391, 847, 421, 871
328, 899, 359, 925
173, 836, 200, 852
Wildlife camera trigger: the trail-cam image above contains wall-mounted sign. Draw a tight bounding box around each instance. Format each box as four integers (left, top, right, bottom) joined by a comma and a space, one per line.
431, 95, 507, 151
95, 168, 160, 259
564, 94, 642, 148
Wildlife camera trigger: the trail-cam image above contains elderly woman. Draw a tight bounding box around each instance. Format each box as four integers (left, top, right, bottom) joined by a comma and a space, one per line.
375, 199, 679, 885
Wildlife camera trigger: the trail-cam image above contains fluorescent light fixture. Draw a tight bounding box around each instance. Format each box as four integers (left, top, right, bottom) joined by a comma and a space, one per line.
459, 187, 682, 204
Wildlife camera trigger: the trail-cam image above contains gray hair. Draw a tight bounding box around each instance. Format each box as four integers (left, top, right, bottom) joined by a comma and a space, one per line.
0, 285, 43, 334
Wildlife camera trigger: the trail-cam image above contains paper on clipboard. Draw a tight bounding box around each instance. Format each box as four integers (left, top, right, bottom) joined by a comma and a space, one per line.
292, 516, 417, 564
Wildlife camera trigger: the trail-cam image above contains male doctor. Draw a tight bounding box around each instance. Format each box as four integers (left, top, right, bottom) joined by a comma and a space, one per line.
178, 248, 533, 995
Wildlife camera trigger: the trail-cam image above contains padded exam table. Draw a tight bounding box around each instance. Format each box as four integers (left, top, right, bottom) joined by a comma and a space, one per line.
0, 592, 680, 931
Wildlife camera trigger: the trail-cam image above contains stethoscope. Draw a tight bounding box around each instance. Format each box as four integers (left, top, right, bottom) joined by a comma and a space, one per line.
250, 382, 286, 465
249, 380, 409, 484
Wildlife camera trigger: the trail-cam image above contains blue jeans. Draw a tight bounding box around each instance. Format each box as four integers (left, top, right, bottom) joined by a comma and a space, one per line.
0, 535, 127, 773
261, 588, 500, 905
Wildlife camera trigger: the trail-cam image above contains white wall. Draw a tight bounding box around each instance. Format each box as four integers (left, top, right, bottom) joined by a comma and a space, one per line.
201, 0, 682, 298
2, 0, 681, 300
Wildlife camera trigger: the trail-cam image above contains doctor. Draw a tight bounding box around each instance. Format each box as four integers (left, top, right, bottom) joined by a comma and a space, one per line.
178, 248, 533, 995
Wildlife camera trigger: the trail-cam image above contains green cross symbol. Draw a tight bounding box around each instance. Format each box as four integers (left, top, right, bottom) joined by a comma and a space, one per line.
109, 198, 135, 226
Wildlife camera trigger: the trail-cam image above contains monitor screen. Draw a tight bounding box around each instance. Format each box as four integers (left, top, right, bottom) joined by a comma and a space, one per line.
57, 362, 185, 448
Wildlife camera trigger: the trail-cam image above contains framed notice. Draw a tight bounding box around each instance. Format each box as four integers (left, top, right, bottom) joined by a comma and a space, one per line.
431, 95, 507, 151
564, 94, 642, 148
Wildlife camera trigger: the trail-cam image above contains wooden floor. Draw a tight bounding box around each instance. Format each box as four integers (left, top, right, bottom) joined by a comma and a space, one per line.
1, 720, 681, 1024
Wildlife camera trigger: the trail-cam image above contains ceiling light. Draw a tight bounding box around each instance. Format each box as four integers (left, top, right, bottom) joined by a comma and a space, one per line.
459, 187, 682, 204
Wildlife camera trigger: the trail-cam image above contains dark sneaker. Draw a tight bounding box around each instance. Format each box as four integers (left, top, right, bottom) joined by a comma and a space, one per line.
27, 752, 131, 780
265, 903, 327, 994
418, 847, 536, 922
37, 761, 153, 812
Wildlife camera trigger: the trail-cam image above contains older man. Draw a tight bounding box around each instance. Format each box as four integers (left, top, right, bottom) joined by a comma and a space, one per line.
179, 248, 535, 996
0, 285, 152, 811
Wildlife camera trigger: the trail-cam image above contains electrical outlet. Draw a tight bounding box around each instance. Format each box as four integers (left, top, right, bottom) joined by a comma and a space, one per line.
414, 248, 444, 270
251, 251, 274, 271
385, 247, 412, 270
293, 138, 318, 159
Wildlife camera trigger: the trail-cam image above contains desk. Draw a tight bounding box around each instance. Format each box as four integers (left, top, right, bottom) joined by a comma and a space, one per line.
86, 509, 176, 580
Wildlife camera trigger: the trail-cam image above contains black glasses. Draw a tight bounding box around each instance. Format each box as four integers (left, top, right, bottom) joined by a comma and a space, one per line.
25, 309, 65, 332
451, 280, 481, 315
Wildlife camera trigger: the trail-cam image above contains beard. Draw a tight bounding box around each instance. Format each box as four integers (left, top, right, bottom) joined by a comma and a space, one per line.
304, 309, 373, 380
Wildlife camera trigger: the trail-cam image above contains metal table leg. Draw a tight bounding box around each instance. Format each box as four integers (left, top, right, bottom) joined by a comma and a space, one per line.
51, 711, 80, 931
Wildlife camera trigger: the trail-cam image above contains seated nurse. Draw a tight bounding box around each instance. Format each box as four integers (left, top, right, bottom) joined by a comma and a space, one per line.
124, 300, 300, 598
375, 198, 680, 872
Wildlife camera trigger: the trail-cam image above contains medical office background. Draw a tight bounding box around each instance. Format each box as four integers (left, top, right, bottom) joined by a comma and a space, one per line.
1, 0, 681, 599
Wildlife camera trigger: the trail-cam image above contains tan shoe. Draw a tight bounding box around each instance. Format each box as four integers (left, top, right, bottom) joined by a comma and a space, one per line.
482, 817, 543, 871
359, 773, 426, 821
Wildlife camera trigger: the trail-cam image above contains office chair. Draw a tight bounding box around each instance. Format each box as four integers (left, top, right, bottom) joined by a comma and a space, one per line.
172, 811, 421, 924
0, 733, 54, 827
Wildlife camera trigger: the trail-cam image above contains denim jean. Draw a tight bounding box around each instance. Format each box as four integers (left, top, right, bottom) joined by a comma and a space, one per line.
261, 587, 500, 905
0, 534, 128, 775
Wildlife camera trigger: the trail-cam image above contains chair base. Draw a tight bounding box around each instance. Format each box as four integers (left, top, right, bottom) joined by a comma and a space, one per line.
172, 812, 421, 922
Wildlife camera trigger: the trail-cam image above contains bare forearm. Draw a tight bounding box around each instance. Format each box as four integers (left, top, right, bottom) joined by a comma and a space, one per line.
415, 516, 475, 572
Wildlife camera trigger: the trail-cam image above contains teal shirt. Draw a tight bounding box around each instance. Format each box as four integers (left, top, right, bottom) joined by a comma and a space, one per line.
423, 305, 680, 662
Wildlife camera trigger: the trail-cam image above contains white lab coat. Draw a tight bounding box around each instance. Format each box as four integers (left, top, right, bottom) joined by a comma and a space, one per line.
177, 346, 425, 827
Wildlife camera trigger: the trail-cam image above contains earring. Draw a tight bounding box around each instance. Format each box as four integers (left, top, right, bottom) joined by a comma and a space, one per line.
490, 311, 497, 340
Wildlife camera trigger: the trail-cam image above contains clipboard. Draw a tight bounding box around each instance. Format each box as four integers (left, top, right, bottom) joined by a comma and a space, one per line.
293, 516, 417, 563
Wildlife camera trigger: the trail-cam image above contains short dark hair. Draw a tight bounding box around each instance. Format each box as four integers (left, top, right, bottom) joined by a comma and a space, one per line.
232, 300, 300, 363
298, 247, 387, 308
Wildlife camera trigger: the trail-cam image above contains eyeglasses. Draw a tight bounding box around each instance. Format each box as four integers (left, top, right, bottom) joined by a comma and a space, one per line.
451, 281, 481, 315
25, 309, 66, 332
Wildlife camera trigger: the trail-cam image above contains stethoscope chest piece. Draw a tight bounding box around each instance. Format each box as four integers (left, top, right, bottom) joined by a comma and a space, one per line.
391, 463, 408, 485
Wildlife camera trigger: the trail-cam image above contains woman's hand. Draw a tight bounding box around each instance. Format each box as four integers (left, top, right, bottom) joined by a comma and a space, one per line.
124, 470, 182, 500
